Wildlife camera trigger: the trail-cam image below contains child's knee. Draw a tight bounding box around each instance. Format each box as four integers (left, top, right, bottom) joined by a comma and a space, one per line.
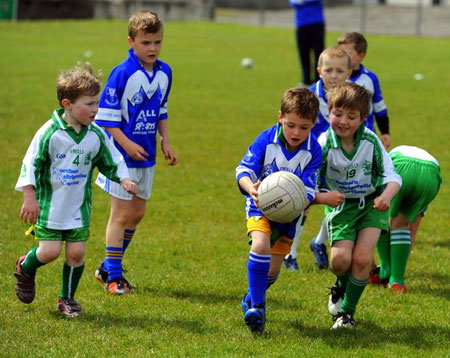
330, 252, 351, 273
38, 245, 62, 262
67, 247, 85, 266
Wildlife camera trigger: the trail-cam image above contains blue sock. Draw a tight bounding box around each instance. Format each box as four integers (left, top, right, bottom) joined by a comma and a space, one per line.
247, 251, 270, 308
123, 229, 135, 254
105, 246, 123, 281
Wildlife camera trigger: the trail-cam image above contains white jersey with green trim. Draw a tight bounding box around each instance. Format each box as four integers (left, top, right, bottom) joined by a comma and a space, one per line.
16, 109, 130, 230
389, 145, 439, 167
319, 126, 402, 198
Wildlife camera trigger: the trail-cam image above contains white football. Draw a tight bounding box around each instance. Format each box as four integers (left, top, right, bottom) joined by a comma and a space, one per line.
257, 171, 308, 223
240, 57, 254, 69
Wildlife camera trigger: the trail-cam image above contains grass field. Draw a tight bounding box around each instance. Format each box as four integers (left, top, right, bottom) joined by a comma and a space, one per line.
0, 19, 449, 357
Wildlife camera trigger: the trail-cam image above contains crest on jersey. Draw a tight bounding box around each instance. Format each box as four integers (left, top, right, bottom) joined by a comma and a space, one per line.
131, 91, 144, 105
105, 87, 119, 106
363, 160, 372, 175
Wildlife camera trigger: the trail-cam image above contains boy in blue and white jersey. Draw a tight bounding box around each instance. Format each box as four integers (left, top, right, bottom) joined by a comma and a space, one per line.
337, 32, 391, 149
282, 46, 351, 271
319, 82, 401, 329
94, 11, 178, 295
236, 87, 322, 333
13, 63, 137, 317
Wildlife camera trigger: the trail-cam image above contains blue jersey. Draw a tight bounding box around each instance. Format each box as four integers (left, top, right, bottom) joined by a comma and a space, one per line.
95, 49, 172, 168
309, 79, 330, 137
236, 123, 322, 238
289, 0, 325, 27
348, 64, 387, 132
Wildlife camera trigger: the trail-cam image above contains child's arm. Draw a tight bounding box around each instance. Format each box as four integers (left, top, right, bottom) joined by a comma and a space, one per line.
20, 185, 39, 224
313, 190, 345, 207
238, 176, 261, 206
374, 181, 401, 212
107, 127, 149, 161
157, 119, 178, 166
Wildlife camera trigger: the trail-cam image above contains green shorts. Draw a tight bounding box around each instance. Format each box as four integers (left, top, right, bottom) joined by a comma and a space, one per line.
325, 193, 389, 245
34, 225, 90, 242
390, 159, 442, 222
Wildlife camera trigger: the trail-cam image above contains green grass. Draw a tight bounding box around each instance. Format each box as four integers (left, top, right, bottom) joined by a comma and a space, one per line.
0, 19, 449, 357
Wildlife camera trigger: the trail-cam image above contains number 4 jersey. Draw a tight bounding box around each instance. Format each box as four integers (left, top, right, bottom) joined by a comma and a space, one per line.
16, 108, 130, 230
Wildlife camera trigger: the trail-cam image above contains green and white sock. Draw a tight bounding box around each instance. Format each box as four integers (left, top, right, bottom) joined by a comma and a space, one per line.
376, 231, 391, 280
20, 246, 45, 275
389, 229, 411, 286
340, 274, 368, 314
59, 263, 85, 299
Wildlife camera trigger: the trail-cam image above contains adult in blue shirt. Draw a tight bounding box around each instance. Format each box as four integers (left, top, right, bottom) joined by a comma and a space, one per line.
289, 0, 326, 86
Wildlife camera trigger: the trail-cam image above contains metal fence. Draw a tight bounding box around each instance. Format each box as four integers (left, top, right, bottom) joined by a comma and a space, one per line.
215, 0, 450, 37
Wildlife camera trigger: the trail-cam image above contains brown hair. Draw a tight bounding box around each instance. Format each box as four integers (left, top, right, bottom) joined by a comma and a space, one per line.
128, 10, 163, 39
317, 45, 351, 69
280, 87, 319, 122
337, 32, 368, 55
327, 82, 372, 120
56, 62, 102, 106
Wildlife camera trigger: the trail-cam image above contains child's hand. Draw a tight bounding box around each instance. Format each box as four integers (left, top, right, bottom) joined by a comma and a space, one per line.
124, 141, 149, 161
380, 134, 391, 149
121, 179, 138, 195
161, 140, 178, 166
324, 191, 346, 207
20, 198, 39, 224
250, 181, 261, 206
373, 195, 391, 212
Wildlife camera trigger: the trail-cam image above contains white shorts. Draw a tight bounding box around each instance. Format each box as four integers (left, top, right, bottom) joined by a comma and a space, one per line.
95, 166, 155, 200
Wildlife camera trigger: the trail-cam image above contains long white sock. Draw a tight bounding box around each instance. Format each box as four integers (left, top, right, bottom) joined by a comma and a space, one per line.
313, 217, 328, 245
288, 215, 306, 259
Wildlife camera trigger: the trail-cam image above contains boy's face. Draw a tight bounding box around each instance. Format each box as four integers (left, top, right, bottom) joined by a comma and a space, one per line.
339, 43, 365, 70
278, 111, 314, 149
63, 94, 100, 127
317, 55, 352, 91
329, 106, 364, 141
128, 29, 163, 71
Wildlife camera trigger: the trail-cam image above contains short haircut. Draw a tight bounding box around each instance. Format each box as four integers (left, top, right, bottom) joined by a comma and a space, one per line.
128, 10, 163, 39
317, 45, 351, 69
337, 32, 368, 55
56, 62, 102, 106
327, 82, 372, 120
280, 87, 319, 122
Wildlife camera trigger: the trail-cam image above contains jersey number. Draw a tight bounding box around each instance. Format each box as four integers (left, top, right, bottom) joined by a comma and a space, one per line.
346, 168, 356, 179
73, 155, 80, 166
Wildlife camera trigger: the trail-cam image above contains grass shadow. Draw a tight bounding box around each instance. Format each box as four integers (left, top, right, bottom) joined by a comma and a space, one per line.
290, 319, 450, 350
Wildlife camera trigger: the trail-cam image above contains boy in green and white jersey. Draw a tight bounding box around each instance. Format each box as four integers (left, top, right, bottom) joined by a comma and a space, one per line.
318, 82, 402, 329
13, 63, 137, 317
371, 145, 442, 292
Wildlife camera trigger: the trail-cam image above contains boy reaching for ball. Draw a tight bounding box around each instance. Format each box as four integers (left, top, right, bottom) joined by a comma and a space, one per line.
235, 87, 322, 333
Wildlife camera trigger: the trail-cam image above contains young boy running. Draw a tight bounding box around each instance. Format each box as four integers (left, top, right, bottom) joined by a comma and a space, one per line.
284, 45, 351, 271
337, 32, 391, 149
371, 145, 442, 292
94, 11, 178, 295
320, 82, 401, 329
236, 87, 322, 333
13, 63, 137, 317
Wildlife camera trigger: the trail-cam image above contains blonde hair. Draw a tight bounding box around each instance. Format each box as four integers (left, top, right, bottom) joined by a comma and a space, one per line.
317, 45, 351, 69
280, 87, 319, 122
327, 82, 372, 120
128, 10, 163, 39
56, 62, 102, 106
337, 32, 368, 55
